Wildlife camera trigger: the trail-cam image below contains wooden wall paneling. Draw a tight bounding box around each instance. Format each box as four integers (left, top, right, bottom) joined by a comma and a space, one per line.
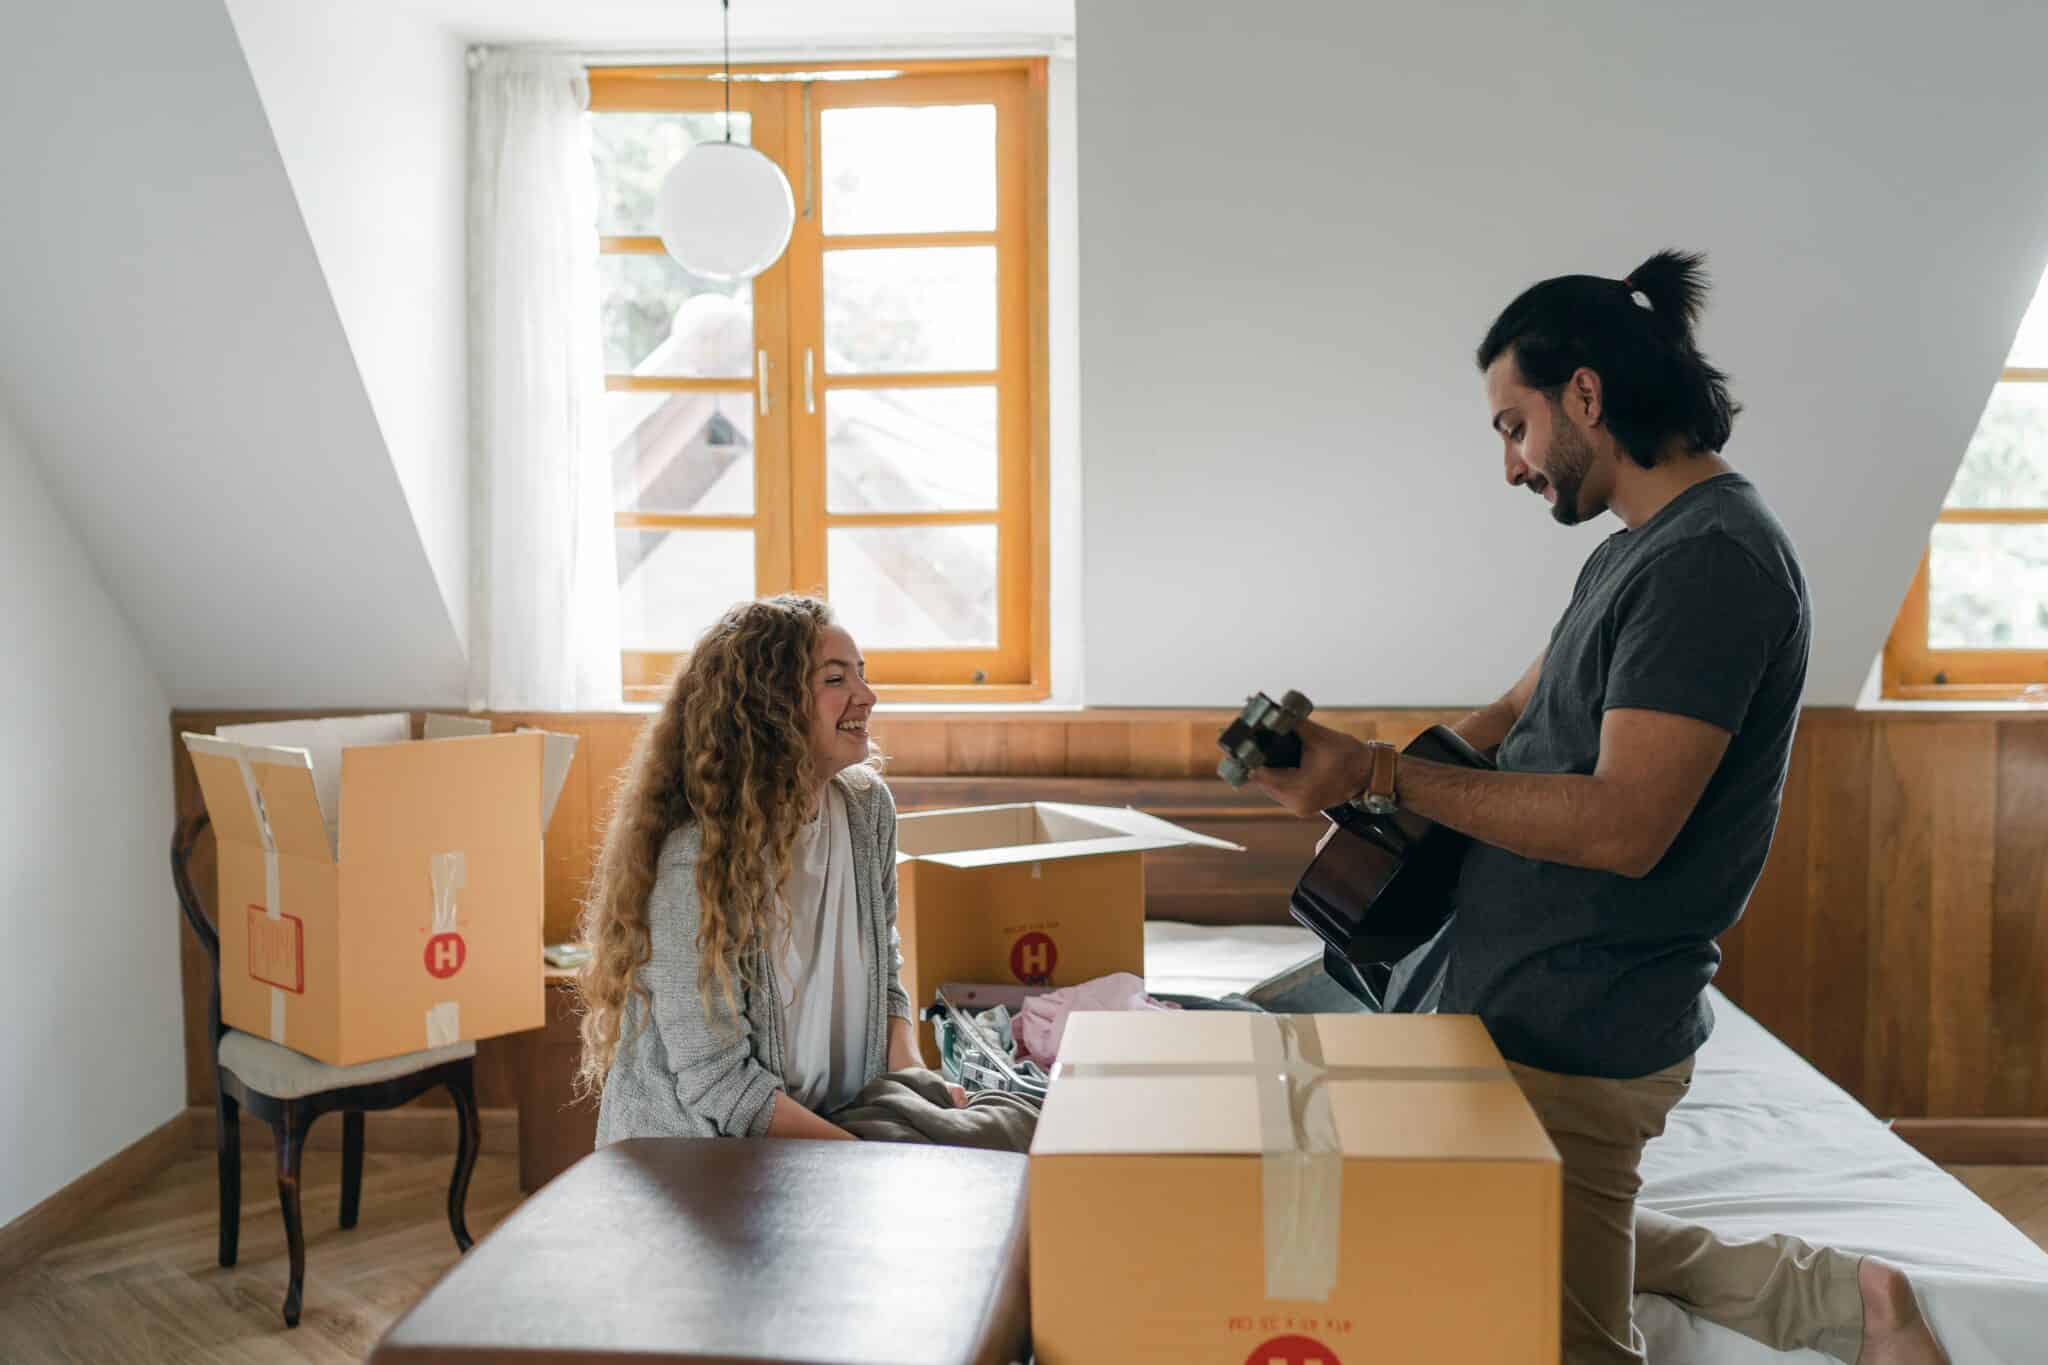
1993, 722, 2048, 1113
876, 719, 948, 775
1004, 720, 1072, 775
940, 722, 1008, 775
1927, 722, 1998, 1117
1063, 721, 1133, 776
1123, 720, 1199, 778
1735, 716, 1815, 1057
165, 707, 2048, 1125
1868, 721, 1939, 1118
1803, 715, 1874, 1098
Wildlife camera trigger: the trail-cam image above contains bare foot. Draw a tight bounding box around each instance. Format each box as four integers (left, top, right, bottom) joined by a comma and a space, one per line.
1857, 1257, 1947, 1365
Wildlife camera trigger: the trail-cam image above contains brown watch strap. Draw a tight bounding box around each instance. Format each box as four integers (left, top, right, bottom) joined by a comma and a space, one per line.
1363, 740, 1398, 810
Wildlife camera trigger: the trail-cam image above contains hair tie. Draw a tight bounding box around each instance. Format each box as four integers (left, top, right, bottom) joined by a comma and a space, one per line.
1623, 277, 1653, 311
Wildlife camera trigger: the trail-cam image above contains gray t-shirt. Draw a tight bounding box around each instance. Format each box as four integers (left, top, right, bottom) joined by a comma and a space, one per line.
1438, 471, 1811, 1079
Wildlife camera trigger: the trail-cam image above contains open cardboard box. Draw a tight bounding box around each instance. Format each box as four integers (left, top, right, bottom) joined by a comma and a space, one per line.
183, 713, 576, 1067
895, 801, 1242, 1055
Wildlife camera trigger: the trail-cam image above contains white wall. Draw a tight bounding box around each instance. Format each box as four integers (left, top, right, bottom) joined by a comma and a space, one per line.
0, 401, 184, 1228
1077, 0, 2048, 706
0, 0, 468, 708
226, 0, 472, 652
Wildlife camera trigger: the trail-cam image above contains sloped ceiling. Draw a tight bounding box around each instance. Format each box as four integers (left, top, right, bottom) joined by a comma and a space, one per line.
0, 0, 467, 707
1077, 0, 2048, 707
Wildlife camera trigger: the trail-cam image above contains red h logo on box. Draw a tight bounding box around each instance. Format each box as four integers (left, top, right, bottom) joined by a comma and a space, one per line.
1009, 931, 1057, 984
424, 932, 467, 980
1245, 1336, 1342, 1365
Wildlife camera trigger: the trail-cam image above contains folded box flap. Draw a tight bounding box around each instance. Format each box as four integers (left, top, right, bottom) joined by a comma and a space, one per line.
214, 714, 410, 855
423, 713, 494, 740
1032, 801, 1245, 854
182, 734, 336, 862
518, 728, 580, 829
422, 717, 580, 829
339, 729, 544, 860
911, 832, 1194, 870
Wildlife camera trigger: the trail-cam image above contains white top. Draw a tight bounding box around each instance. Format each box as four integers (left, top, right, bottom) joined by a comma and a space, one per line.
773, 783, 869, 1114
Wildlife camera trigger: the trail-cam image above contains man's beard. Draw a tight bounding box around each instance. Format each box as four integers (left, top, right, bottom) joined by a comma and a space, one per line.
1542, 415, 1597, 526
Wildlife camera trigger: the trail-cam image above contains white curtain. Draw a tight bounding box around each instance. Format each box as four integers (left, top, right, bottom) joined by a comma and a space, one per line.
467, 50, 620, 711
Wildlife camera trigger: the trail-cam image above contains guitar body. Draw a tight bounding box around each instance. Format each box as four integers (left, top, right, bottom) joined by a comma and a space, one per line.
1286, 725, 1495, 1009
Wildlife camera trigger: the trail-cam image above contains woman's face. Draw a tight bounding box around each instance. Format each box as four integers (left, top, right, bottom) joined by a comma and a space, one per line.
805, 624, 876, 781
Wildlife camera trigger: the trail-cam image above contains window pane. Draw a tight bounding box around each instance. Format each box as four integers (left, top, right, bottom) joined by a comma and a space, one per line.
827, 387, 997, 514
608, 391, 753, 515
590, 111, 752, 236
617, 529, 754, 652
824, 247, 996, 374
830, 525, 997, 648
1928, 524, 2048, 649
2005, 266, 2048, 368
821, 105, 995, 236
599, 254, 753, 378
1944, 382, 2048, 509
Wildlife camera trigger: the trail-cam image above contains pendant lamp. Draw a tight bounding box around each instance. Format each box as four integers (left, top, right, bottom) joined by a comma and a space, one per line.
654, 0, 794, 281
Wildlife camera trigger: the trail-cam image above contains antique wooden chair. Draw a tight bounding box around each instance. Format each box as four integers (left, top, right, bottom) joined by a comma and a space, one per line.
172, 812, 482, 1327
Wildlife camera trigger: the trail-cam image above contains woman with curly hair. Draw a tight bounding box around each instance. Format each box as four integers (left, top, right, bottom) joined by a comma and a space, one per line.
579, 594, 944, 1141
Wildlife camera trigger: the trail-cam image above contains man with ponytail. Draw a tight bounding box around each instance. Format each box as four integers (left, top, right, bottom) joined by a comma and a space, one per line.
1255, 252, 1944, 1364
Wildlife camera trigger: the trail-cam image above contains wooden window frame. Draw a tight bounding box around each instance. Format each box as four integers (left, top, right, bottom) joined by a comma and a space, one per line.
591, 60, 1052, 705
1883, 365, 2048, 700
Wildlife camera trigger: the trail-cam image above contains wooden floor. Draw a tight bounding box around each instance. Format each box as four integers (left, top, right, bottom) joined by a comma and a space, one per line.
0, 1150, 521, 1364
1, 1154, 2042, 1363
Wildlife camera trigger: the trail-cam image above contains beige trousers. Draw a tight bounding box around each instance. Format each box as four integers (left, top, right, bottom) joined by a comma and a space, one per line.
1509, 1057, 1866, 1365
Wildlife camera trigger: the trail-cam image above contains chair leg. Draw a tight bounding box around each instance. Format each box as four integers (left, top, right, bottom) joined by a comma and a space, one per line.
273, 1104, 312, 1328
216, 1085, 241, 1268
339, 1111, 364, 1230
446, 1071, 481, 1253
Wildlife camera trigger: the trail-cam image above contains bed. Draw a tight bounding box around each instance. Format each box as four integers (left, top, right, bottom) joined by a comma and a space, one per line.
1141, 920, 2048, 1365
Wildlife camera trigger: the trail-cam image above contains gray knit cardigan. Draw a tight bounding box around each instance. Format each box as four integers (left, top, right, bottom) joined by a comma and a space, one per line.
595, 765, 913, 1143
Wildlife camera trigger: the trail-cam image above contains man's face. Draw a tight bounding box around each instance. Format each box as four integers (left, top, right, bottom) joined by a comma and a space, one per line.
1485, 352, 1607, 527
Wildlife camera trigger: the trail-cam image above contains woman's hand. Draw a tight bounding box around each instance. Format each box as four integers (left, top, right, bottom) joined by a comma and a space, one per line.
1248, 717, 1372, 818
947, 1083, 968, 1108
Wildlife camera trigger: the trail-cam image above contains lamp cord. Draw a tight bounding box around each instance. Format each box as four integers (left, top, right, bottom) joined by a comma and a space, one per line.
721, 0, 732, 142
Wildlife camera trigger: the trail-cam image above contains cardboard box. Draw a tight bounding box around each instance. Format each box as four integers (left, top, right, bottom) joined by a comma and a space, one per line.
183, 714, 577, 1067
1030, 1011, 1560, 1364
895, 802, 1240, 1051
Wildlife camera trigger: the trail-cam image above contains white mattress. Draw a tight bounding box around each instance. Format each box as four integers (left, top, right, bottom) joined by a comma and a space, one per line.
1142, 921, 2048, 1364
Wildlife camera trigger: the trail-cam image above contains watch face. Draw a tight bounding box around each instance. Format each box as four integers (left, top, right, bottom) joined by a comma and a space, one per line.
1363, 793, 1397, 815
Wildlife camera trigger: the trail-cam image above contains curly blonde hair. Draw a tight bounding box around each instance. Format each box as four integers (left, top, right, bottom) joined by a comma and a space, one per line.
575, 594, 872, 1098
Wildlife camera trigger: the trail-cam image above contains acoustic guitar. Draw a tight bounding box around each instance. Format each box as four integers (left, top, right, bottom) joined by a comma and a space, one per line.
1219, 698, 1495, 1010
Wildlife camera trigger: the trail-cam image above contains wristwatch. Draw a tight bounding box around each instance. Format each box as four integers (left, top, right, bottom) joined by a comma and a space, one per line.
1348, 740, 1399, 816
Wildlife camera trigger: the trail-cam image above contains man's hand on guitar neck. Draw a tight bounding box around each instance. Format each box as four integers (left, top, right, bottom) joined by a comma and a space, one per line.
1248, 717, 1381, 818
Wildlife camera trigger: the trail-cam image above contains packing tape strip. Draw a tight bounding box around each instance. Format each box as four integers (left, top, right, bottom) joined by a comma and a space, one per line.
233, 751, 286, 1047
426, 1001, 462, 1048
1059, 1018, 1509, 1304
426, 851, 467, 1048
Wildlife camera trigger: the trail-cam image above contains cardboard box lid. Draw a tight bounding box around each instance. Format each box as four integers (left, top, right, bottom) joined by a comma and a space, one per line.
184, 735, 336, 862
184, 715, 578, 862
422, 714, 578, 828
895, 801, 1243, 870
1032, 1011, 1556, 1163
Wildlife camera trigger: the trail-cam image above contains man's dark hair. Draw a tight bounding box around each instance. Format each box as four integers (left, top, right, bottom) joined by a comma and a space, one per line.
1476, 249, 1740, 468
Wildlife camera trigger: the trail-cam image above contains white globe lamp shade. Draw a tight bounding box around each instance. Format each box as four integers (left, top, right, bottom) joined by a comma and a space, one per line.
655, 142, 794, 282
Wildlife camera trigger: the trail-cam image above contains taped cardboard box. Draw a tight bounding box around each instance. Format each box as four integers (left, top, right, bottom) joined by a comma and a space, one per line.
895, 802, 1241, 1052
182, 713, 577, 1067
1030, 1011, 1560, 1365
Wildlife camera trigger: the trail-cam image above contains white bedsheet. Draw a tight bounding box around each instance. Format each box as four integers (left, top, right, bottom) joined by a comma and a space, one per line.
1142, 921, 2048, 1364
